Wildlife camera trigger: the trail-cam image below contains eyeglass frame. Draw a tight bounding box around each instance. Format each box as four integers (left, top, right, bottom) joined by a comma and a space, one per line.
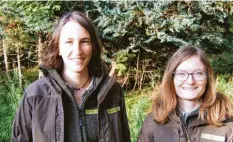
173, 71, 207, 81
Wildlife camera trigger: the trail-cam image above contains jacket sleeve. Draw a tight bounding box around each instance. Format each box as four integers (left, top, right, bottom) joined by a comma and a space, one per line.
138, 114, 154, 142
119, 85, 131, 142
227, 120, 233, 142
12, 92, 32, 142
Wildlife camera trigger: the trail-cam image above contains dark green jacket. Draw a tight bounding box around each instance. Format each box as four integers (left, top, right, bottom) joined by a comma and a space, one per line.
11, 69, 130, 142
138, 111, 233, 142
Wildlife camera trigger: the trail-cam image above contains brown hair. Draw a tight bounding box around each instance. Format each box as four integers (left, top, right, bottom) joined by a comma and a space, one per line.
152, 45, 233, 126
42, 11, 104, 77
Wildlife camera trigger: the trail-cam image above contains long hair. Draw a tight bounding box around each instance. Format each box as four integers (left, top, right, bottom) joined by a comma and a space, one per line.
42, 11, 104, 77
152, 45, 233, 126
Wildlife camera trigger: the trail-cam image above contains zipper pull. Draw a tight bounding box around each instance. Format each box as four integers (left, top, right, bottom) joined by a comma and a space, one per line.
79, 111, 83, 127
79, 117, 83, 127
187, 134, 190, 142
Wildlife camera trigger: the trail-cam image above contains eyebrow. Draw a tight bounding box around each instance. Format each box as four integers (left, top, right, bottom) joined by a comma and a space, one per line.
81, 38, 91, 40
175, 69, 205, 72
65, 37, 91, 40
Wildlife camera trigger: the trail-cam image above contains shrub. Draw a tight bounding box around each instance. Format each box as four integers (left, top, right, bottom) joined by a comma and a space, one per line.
0, 72, 22, 141
125, 87, 152, 142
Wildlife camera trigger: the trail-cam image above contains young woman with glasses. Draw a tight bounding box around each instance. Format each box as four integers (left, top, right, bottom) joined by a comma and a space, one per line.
138, 45, 233, 142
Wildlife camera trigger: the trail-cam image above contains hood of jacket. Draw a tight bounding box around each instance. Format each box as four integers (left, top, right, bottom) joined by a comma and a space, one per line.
39, 66, 116, 106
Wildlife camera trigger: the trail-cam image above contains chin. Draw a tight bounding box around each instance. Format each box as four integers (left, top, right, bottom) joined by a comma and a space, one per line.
69, 68, 83, 73
182, 96, 201, 101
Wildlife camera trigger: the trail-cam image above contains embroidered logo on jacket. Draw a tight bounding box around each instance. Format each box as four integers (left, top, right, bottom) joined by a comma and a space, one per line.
201, 133, 225, 142
107, 106, 120, 114
85, 106, 120, 115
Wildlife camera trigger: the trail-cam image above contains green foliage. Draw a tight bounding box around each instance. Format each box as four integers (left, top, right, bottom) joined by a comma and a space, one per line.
115, 50, 136, 76
211, 50, 233, 74
2, 1, 233, 88
22, 66, 39, 83
125, 87, 152, 142
0, 68, 38, 141
216, 74, 233, 100
0, 71, 22, 141
84, 1, 233, 89
1, 2, 233, 140
5, 1, 56, 34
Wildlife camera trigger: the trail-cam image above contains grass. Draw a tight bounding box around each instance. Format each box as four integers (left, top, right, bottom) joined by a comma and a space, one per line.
0, 68, 38, 141
125, 87, 153, 142
0, 72, 23, 141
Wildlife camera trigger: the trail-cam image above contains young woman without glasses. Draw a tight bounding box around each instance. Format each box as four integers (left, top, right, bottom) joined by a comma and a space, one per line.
12, 11, 130, 142
138, 45, 233, 142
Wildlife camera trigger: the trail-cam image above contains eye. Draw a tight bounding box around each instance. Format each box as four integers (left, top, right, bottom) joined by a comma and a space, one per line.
81, 40, 91, 44
195, 72, 204, 75
194, 71, 205, 76
65, 40, 73, 44
176, 72, 186, 76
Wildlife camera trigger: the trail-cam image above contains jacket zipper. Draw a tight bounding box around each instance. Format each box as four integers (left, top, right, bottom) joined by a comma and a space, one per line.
180, 118, 190, 142
78, 89, 96, 142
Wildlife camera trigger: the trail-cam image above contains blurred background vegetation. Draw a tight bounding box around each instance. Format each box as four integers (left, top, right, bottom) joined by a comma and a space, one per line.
1, 1, 233, 141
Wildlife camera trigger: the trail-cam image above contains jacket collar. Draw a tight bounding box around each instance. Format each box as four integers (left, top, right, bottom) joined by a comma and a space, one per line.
40, 66, 116, 106
97, 76, 116, 105
168, 109, 208, 128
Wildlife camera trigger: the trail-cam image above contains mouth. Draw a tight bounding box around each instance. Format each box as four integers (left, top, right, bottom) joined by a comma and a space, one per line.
71, 58, 84, 63
182, 87, 198, 91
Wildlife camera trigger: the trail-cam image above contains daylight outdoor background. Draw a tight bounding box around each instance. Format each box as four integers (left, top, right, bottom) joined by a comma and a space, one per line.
1, 1, 233, 142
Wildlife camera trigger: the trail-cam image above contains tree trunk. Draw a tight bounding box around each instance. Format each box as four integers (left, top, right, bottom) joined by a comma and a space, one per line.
109, 60, 116, 76
133, 49, 140, 91
2, 37, 10, 80
38, 33, 43, 78
17, 47, 22, 90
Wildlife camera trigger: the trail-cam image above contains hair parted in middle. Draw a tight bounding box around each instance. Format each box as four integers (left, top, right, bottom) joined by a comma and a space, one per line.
152, 45, 233, 126
42, 11, 104, 77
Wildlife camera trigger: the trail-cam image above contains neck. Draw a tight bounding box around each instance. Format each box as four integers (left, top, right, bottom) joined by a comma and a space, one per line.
178, 99, 201, 113
62, 69, 90, 89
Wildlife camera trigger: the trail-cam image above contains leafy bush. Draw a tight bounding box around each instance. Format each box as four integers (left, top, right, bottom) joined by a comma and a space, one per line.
216, 74, 233, 100
0, 68, 38, 141
0, 72, 22, 141
125, 87, 152, 142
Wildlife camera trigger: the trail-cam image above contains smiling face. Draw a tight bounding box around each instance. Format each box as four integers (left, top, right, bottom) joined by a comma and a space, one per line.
173, 55, 207, 102
59, 21, 92, 75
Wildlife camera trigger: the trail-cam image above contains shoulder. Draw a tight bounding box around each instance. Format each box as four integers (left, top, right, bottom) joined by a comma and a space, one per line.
96, 76, 123, 104
138, 113, 156, 141
224, 117, 233, 140
140, 113, 160, 133
143, 113, 157, 127
141, 112, 172, 132
97, 76, 121, 93
224, 117, 233, 128
102, 76, 117, 85
24, 77, 57, 98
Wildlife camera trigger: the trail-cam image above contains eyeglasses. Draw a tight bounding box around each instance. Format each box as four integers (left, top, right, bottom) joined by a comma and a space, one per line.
173, 71, 207, 81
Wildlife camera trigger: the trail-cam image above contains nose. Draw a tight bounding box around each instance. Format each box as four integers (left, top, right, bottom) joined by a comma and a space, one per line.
72, 43, 83, 55
185, 74, 195, 84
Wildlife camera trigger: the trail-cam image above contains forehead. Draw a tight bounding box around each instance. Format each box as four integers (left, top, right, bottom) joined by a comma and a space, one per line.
176, 55, 206, 71
60, 21, 90, 38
